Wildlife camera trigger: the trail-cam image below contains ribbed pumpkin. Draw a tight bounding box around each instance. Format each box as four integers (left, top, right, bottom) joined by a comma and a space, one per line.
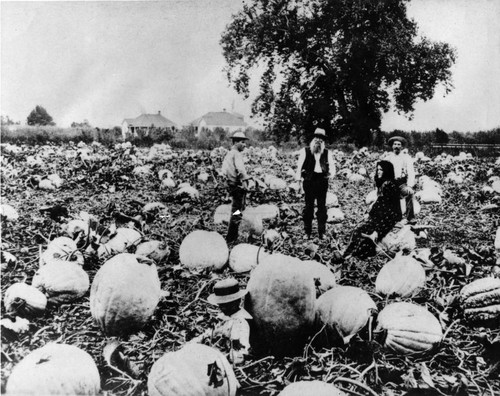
246, 254, 316, 356
6, 343, 100, 395
374, 302, 443, 355
32, 261, 89, 304
278, 380, 346, 396
315, 286, 377, 346
229, 244, 269, 273
179, 230, 229, 269
90, 253, 161, 336
148, 343, 238, 396
460, 277, 500, 323
375, 254, 426, 298
4, 283, 47, 317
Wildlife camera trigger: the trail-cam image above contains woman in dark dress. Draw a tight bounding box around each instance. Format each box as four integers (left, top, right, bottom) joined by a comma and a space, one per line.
343, 160, 402, 260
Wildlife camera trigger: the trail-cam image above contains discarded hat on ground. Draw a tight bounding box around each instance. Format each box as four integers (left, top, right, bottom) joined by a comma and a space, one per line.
388, 136, 407, 146
207, 278, 247, 305
231, 131, 248, 140
313, 128, 327, 140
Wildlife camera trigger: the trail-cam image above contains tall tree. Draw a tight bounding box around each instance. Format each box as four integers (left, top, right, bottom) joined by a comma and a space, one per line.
221, 0, 456, 145
27, 105, 55, 126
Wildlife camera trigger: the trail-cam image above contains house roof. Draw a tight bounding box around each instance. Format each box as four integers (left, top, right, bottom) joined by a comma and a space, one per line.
190, 111, 247, 127
125, 113, 177, 128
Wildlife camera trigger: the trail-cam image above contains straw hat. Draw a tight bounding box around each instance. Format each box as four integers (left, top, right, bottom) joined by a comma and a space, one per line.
313, 128, 327, 140
231, 131, 248, 141
207, 278, 247, 305
387, 136, 407, 146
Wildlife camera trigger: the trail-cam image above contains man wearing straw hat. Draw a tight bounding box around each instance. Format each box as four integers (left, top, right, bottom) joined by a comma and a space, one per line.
295, 127, 336, 240
221, 131, 251, 244
384, 136, 416, 222
192, 278, 252, 365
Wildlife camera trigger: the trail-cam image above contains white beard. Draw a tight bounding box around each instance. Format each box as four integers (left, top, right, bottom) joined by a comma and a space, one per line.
310, 140, 325, 154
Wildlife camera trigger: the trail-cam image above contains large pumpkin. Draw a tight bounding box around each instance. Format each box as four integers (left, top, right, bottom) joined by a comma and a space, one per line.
32, 261, 89, 304
374, 302, 443, 355
179, 230, 229, 269
375, 254, 426, 298
228, 243, 269, 273
460, 277, 500, 323
6, 343, 100, 395
315, 286, 377, 346
246, 254, 316, 356
4, 282, 47, 317
148, 343, 238, 396
278, 380, 346, 396
90, 253, 161, 336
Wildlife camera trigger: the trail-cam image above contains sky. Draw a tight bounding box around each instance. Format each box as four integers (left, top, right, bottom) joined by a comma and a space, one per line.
1, 0, 499, 132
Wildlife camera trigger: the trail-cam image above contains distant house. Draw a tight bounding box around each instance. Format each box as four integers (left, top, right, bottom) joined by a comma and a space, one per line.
121, 111, 177, 139
190, 109, 247, 136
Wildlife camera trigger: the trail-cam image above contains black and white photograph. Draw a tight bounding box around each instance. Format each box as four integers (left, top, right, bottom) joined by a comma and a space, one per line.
1, 1, 499, 395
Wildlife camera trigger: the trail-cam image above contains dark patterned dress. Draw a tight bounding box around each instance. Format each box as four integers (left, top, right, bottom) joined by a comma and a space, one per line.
344, 180, 402, 259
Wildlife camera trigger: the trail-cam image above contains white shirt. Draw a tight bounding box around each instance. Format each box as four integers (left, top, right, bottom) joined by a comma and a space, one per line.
295, 148, 336, 181
190, 308, 252, 365
384, 152, 415, 187
214, 309, 252, 364
221, 148, 249, 185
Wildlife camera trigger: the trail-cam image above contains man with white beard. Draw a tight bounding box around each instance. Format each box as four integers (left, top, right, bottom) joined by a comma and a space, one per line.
295, 128, 336, 240
384, 136, 416, 222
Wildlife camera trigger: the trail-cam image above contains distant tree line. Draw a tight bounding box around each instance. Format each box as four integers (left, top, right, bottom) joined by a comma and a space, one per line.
2, 105, 498, 154
0, 115, 20, 126
374, 128, 500, 152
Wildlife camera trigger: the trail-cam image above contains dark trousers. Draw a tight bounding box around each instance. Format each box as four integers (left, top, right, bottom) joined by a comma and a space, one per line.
303, 175, 328, 236
226, 184, 247, 243
403, 192, 414, 221
396, 177, 415, 221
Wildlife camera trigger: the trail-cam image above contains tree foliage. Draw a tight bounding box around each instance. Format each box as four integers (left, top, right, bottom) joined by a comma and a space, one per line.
1, 115, 19, 126
71, 119, 91, 128
221, 0, 456, 145
27, 105, 55, 126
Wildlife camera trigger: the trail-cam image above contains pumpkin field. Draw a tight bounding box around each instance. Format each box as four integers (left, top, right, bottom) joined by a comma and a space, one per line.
1, 141, 499, 396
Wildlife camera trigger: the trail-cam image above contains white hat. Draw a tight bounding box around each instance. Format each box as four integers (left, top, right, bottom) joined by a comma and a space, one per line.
207, 278, 247, 305
388, 136, 407, 146
313, 128, 326, 140
231, 131, 248, 140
